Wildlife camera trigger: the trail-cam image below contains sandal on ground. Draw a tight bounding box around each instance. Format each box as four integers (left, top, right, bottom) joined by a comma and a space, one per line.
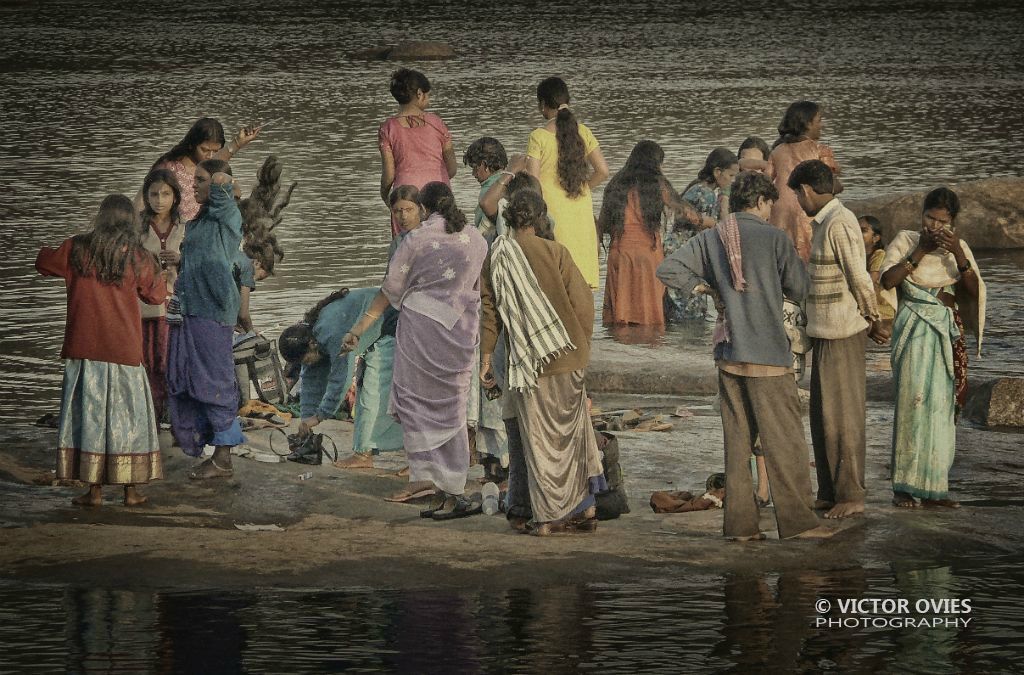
431, 494, 483, 521
385, 485, 436, 503
892, 493, 919, 509
188, 458, 232, 480
419, 492, 447, 518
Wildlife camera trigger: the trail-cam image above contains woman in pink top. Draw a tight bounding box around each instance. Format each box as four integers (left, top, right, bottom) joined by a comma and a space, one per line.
146, 117, 261, 221
767, 101, 841, 262
378, 68, 457, 237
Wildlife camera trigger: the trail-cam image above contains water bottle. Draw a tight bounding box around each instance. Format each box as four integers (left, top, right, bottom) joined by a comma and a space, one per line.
482, 481, 499, 515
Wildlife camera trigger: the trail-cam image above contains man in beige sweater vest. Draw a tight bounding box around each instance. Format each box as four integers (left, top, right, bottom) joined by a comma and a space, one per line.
788, 160, 890, 520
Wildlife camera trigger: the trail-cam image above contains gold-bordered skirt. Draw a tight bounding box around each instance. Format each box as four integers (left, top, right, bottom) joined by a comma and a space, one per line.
56, 358, 163, 485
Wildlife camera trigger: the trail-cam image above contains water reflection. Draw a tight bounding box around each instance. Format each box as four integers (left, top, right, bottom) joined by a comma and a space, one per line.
1, 557, 1021, 673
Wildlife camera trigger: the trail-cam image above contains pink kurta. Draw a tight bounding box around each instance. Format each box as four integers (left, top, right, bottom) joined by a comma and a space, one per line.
767, 139, 840, 262
379, 114, 452, 236
156, 159, 200, 222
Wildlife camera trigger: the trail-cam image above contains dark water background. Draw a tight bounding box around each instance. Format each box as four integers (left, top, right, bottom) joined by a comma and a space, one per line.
1, 0, 1023, 671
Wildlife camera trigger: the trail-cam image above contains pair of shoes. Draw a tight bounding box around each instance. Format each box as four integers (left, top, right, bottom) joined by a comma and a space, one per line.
432, 494, 483, 521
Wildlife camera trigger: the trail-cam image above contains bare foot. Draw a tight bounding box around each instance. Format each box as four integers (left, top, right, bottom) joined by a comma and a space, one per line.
332, 452, 373, 470
892, 492, 919, 509
72, 486, 102, 507
814, 499, 835, 510
188, 458, 233, 480
123, 485, 148, 506
921, 498, 960, 509
788, 525, 837, 539
824, 501, 865, 519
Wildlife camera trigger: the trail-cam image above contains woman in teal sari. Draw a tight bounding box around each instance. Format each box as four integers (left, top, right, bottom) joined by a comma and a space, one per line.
880, 187, 985, 509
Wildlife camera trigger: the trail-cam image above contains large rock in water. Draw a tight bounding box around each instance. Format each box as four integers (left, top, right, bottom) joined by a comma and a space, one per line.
348, 41, 456, 61
387, 41, 456, 61
844, 177, 1024, 249
964, 378, 1024, 427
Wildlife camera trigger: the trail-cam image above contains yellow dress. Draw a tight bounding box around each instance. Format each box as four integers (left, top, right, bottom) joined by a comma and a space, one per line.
527, 123, 600, 288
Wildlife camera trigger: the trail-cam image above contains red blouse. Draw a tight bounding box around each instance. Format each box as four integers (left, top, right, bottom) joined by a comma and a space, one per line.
36, 239, 167, 366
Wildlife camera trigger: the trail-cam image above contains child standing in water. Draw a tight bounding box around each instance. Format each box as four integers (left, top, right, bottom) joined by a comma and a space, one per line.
37, 195, 169, 506
379, 68, 457, 237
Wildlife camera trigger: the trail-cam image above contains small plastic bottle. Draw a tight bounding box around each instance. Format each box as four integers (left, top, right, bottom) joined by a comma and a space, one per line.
482, 481, 499, 515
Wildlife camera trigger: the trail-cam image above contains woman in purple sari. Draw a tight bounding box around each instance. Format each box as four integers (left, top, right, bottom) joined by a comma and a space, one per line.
343, 182, 488, 520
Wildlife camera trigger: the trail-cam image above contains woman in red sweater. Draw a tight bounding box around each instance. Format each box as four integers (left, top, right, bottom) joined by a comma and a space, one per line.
36, 194, 169, 506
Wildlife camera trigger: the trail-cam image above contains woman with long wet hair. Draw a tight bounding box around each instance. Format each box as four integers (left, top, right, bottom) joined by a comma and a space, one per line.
599, 140, 701, 326
526, 77, 609, 288
36, 194, 168, 506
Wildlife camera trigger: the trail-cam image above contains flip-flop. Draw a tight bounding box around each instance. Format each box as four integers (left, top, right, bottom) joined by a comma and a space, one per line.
384, 487, 436, 503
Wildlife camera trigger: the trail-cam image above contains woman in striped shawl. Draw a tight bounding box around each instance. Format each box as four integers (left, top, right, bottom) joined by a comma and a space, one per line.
480, 189, 607, 536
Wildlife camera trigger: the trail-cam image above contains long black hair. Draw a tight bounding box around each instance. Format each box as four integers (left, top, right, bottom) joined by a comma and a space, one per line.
537, 77, 588, 199
239, 155, 295, 275
140, 168, 182, 233
152, 117, 226, 168
697, 148, 739, 185
773, 101, 820, 149
278, 288, 351, 363
598, 140, 671, 244
70, 194, 157, 285
420, 181, 466, 233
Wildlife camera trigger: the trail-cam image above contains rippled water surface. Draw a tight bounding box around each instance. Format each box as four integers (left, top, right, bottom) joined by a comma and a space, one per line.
1, 557, 1021, 673
1, 0, 1022, 416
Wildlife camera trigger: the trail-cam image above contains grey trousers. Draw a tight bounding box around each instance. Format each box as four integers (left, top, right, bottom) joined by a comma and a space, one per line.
719, 370, 820, 539
810, 331, 868, 505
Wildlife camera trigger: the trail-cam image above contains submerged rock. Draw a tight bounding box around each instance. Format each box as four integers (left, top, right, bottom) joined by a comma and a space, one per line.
964, 377, 1024, 427
349, 41, 456, 61
387, 41, 456, 61
845, 177, 1024, 249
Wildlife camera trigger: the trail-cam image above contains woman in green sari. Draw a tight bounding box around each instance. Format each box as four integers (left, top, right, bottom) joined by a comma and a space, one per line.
880, 187, 985, 509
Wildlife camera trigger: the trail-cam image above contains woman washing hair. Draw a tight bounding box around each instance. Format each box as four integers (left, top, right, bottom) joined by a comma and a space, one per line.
526, 77, 609, 288
167, 159, 247, 479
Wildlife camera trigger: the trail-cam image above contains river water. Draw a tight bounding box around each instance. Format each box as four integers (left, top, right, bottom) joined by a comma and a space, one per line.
1, 0, 1023, 670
